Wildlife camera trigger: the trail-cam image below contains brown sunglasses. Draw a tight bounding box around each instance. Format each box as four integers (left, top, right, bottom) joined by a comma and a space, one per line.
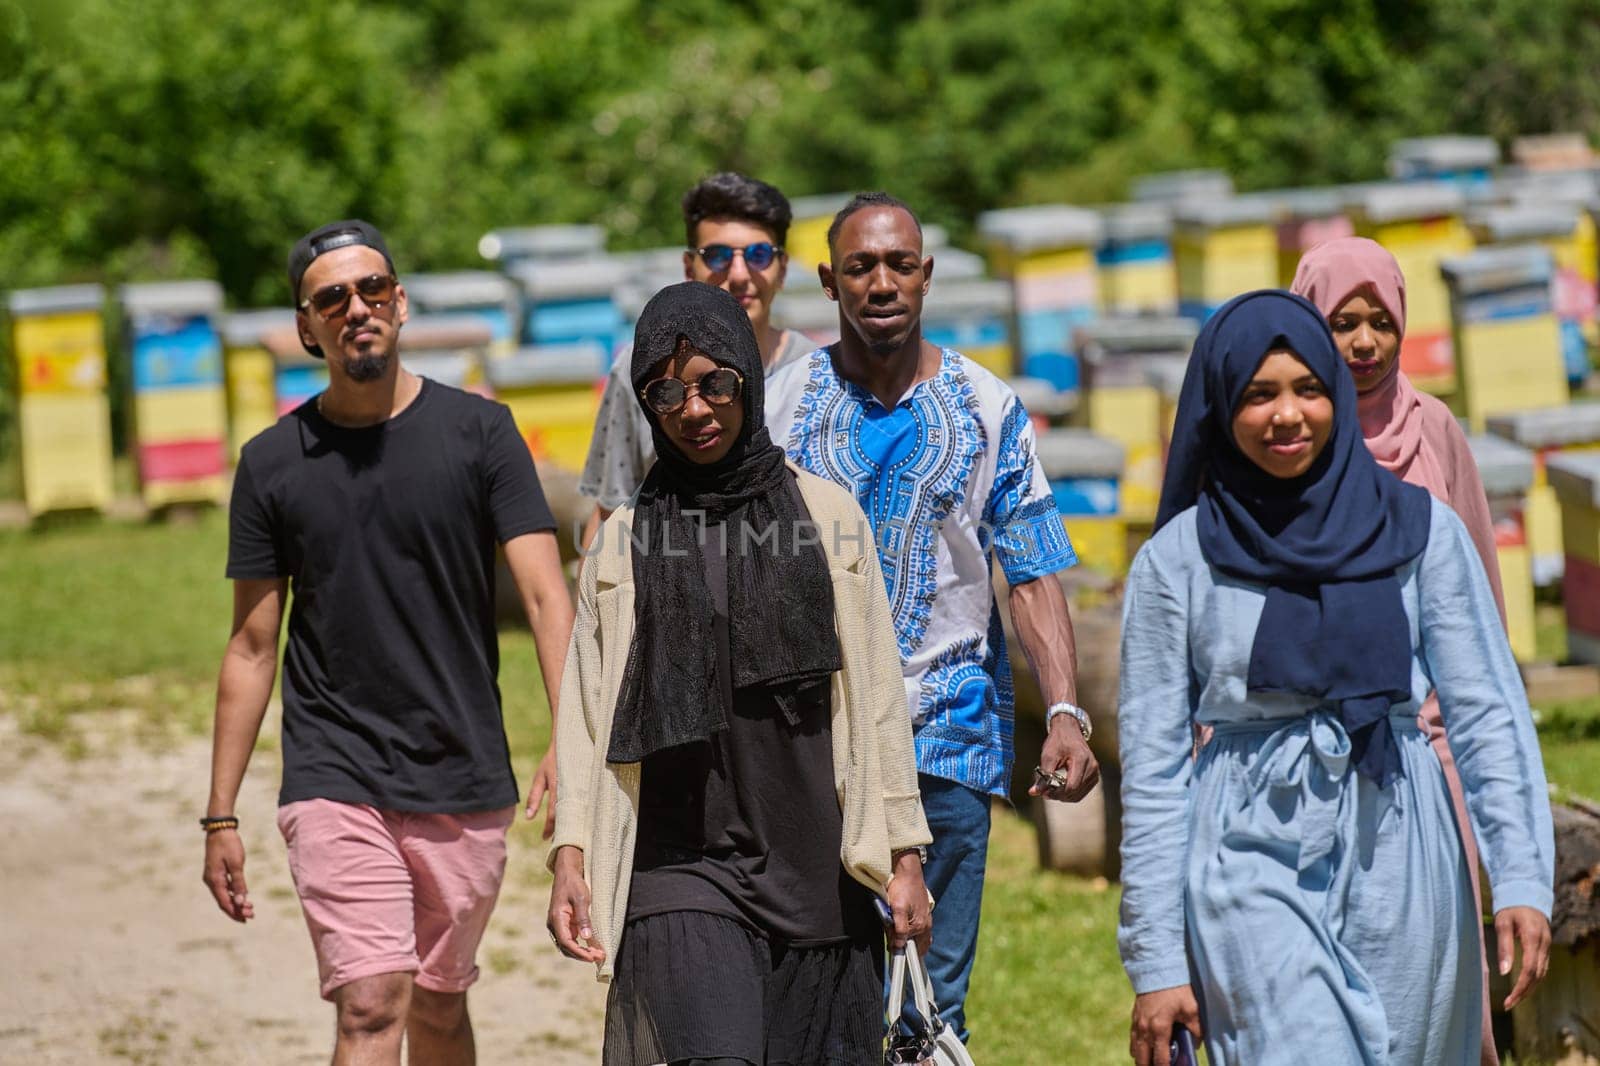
299, 273, 398, 320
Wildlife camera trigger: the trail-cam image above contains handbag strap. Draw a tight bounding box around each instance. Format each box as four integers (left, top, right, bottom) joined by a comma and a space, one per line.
886, 945, 943, 1031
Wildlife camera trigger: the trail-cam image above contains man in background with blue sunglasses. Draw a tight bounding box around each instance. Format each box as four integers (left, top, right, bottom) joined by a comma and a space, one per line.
577, 172, 815, 540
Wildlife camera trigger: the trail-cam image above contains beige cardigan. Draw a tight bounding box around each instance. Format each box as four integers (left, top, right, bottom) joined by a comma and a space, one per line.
548, 463, 932, 980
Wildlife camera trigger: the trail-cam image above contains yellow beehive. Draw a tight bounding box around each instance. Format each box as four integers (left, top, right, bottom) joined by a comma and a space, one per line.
1441, 247, 1568, 432
485, 344, 607, 474
222, 310, 294, 459
786, 193, 853, 275
1486, 406, 1600, 586
8, 286, 113, 516
1174, 198, 1277, 321
1353, 183, 1474, 394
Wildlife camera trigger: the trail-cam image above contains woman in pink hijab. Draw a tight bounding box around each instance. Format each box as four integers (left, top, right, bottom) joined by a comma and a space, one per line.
1293, 236, 1507, 1066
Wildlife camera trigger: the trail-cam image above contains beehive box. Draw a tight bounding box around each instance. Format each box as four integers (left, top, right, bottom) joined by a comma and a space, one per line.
1441, 246, 1567, 432
1035, 428, 1125, 572
403, 272, 521, 360
221, 309, 294, 459
1467, 433, 1540, 662
1488, 404, 1600, 587
1352, 182, 1474, 394
1096, 203, 1177, 316
1388, 135, 1499, 190
1470, 205, 1591, 386
978, 205, 1103, 394
484, 343, 608, 474
785, 192, 853, 276
1075, 317, 1198, 524
1173, 197, 1278, 324
120, 281, 229, 509
7, 284, 113, 516
922, 278, 1015, 378
1273, 188, 1355, 287
1547, 451, 1600, 665
477, 224, 606, 270
509, 258, 626, 357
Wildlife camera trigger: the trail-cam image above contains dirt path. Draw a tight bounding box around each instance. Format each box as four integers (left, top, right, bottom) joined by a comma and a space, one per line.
0, 710, 607, 1064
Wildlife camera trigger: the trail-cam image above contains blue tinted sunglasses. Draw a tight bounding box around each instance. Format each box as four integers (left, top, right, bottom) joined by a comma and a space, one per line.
691, 242, 783, 272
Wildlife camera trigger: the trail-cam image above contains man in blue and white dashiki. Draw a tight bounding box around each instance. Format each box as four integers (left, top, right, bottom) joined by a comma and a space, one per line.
764, 191, 1100, 1043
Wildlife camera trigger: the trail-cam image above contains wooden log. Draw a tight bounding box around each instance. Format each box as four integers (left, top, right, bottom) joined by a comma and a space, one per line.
1512, 800, 1600, 1064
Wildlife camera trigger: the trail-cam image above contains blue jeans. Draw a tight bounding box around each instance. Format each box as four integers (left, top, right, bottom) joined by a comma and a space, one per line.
907, 772, 992, 1044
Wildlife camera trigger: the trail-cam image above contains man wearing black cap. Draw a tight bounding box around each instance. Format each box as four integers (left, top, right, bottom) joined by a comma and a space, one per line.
201, 220, 575, 1064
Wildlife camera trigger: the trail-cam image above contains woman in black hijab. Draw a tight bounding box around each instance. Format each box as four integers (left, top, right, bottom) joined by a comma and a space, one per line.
547, 283, 933, 1066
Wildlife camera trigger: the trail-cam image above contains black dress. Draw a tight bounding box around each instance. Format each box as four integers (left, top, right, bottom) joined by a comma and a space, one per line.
603, 490, 885, 1066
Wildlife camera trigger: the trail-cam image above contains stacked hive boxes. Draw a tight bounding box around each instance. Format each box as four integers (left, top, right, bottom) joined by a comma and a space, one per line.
1547, 451, 1600, 665
403, 272, 521, 361
1273, 189, 1355, 286
398, 318, 495, 398
266, 329, 328, 415
978, 205, 1103, 393
1173, 198, 1277, 323
1351, 182, 1473, 394
1440, 246, 1568, 431
1469, 205, 1591, 386
785, 193, 853, 275
477, 225, 606, 271
1131, 169, 1234, 205
484, 345, 606, 473
1096, 204, 1177, 315
1486, 405, 1600, 587
921, 278, 1015, 378
1075, 318, 1198, 525
221, 309, 293, 459
1146, 358, 1190, 466
1035, 428, 1126, 573
510, 258, 625, 361
7, 285, 113, 516
1388, 136, 1499, 192
120, 282, 229, 508
1466, 433, 1540, 662
1007, 376, 1077, 432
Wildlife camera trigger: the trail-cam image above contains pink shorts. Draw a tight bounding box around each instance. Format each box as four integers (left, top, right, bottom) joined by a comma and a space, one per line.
277, 799, 515, 1000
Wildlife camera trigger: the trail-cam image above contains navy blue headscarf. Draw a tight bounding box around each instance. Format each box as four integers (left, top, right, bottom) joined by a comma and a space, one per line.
1155, 290, 1433, 787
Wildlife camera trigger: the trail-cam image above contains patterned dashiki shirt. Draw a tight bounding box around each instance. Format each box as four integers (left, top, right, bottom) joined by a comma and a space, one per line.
765, 346, 1077, 796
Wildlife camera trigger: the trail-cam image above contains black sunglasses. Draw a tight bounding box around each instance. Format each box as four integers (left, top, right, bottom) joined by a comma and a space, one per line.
299, 273, 398, 320
690, 242, 783, 272
639, 367, 744, 415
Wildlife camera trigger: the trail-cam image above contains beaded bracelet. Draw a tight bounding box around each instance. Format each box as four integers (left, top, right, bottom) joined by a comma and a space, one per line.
199, 815, 240, 833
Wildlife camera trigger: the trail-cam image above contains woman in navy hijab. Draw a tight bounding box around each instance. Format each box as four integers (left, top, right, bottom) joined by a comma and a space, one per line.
1116, 290, 1552, 1065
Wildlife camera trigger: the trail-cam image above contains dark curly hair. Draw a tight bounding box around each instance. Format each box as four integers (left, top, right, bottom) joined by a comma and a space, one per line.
681, 172, 793, 248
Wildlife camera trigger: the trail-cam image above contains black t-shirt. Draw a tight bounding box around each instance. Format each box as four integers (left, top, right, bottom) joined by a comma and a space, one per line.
226, 378, 556, 813
628, 482, 876, 946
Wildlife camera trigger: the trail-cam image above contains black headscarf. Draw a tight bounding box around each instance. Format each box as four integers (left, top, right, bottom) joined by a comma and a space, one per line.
1155, 290, 1433, 787
605, 282, 842, 764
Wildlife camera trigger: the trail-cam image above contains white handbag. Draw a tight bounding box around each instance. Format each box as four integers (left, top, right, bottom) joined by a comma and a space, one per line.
884, 945, 978, 1066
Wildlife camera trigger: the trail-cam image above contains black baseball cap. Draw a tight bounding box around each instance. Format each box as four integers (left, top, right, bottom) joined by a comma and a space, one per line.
286, 219, 396, 357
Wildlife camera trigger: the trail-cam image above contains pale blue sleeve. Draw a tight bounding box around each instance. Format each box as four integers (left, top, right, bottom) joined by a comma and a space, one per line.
1418, 502, 1555, 917
1116, 535, 1198, 993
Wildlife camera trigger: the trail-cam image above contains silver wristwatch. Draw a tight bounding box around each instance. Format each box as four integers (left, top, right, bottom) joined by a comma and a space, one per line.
1046, 701, 1092, 742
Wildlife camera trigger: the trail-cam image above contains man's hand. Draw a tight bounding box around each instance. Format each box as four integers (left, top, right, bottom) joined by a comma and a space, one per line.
1496, 905, 1551, 1009
1130, 985, 1202, 1066
547, 846, 605, 964
1030, 716, 1100, 802
202, 829, 254, 923
524, 743, 558, 839
885, 849, 933, 956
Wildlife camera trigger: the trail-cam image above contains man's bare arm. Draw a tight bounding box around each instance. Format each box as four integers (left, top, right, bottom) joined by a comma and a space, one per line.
202, 578, 286, 922
1009, 575, 1099, 802
503, 530, 577, 836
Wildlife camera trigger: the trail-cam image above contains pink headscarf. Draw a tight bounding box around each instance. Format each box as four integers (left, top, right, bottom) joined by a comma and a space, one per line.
1289, 237, 1449, 492
1290, 236, 1504, 615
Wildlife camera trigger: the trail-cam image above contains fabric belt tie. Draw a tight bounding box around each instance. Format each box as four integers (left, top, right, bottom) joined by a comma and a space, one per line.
1218, 710, 1414, 873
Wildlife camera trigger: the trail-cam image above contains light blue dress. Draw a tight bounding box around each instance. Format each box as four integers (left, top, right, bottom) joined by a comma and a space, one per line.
1117, 500, 1554, 1065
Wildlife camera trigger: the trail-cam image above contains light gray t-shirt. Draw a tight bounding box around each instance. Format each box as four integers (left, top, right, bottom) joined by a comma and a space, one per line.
577, 328, 815, 510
